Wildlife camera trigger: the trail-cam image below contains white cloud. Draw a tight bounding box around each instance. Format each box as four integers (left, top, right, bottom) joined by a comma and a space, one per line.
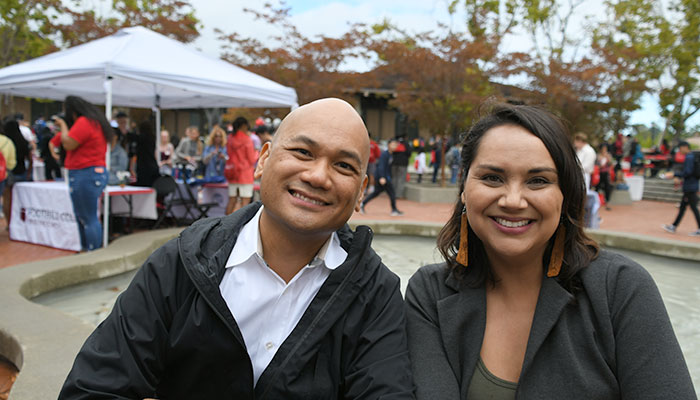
187, 0, 465, 58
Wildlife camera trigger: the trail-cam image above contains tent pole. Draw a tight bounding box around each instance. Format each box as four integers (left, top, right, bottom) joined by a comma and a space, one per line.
154, 93, 161, 165
102, 77, 113, 248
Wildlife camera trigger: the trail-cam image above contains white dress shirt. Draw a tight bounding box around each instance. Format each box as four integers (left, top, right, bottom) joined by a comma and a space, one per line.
219, 206, 347, 384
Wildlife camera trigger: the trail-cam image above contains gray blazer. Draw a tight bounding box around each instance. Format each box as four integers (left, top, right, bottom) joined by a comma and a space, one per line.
406, 250, 696, 399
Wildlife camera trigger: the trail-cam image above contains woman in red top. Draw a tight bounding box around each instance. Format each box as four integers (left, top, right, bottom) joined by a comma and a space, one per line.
51, 96, 113, 251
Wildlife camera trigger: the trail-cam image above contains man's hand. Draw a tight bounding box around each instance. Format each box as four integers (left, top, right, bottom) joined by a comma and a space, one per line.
379, 177, 386, 185
53, 117, 68, 132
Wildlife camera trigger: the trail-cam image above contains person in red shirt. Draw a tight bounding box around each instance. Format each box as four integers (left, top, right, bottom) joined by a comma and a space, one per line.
367, 136, 381, 192
51, 96, 113, 251
226, 117, 257, 214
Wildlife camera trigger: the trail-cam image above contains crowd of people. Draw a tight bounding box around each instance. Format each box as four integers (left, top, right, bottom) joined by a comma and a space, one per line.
0, 95, 284, 251
2, 94, 698, 252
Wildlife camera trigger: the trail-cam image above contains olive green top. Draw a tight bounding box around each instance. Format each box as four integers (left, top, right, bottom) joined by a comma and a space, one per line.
466, 357, 518, 400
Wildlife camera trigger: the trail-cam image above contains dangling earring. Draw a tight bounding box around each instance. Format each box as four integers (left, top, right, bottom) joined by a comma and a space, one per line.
547, 225, 566, 277
456, 207, 469, 267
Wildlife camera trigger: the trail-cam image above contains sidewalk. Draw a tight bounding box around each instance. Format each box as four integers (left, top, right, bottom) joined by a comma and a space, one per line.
0, 218, 75, 269
1, 197, 698, 270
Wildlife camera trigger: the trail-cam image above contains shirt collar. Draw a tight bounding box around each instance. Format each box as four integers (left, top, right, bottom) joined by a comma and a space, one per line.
225, 206, 347, 270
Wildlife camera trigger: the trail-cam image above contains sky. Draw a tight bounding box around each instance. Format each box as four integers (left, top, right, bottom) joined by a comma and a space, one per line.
181, 0, 667, 129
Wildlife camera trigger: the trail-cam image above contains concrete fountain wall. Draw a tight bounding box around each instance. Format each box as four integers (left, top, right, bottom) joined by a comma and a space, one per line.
0, 228, 182, 399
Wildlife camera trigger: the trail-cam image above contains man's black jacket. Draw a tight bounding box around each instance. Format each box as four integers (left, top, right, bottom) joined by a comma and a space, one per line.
59, 202, 415, 399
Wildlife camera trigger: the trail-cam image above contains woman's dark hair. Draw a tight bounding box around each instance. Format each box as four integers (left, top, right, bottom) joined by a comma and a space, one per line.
232, 117, 249, 132
64, 96, 114, 143
2, 119, 30, 174
436, 103, 599, 292
2, 120, 25, 149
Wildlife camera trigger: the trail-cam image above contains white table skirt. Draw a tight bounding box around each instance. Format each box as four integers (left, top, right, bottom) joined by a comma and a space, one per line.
10, 181, 156, 251
10, 181, 81, 251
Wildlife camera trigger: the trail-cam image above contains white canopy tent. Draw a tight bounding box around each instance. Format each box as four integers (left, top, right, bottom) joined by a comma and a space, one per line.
0, 26, 298, 247
0, 25, 298, 110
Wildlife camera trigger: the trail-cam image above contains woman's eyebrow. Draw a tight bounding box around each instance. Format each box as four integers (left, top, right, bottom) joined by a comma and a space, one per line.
473, 165, 557, 174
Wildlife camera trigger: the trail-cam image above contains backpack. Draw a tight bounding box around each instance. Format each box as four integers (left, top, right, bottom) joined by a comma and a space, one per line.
0, 141, 8, 182
0, 151, 6, 182
692, 151, 700, 179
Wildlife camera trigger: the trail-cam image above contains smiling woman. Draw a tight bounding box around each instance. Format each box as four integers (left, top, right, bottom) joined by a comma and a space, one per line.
405, 104, 697, 400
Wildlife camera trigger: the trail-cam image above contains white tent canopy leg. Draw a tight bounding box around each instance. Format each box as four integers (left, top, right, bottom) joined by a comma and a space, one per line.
103, 77, 112, 248
154, 92, 161, 165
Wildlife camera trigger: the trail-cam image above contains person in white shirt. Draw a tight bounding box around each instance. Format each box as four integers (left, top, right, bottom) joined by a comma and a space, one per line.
574, 132, 597, 190
15, 113, 36, 148
59, 98, 415, 399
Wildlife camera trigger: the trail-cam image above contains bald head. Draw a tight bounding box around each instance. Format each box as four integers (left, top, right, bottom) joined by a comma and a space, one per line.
273, 98, 370, 171
254, 97, 371, 238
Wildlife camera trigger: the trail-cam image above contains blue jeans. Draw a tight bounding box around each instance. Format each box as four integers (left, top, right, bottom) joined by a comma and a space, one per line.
68, 167, 108, 251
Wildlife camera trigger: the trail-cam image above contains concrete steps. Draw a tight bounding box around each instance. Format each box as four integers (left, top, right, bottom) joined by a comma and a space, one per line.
404, 169, 458, 186
643, 178, 683, 203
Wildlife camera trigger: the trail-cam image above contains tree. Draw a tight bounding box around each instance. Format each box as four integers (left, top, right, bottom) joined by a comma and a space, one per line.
360, 0, 532, 137
499, 0, 612, 136
657, 0, 700, 141
588, 0, 667, 137
49, 0, 201, 47
0, 0, 200, 68
0, 0, 62, 67
356, 0, 524, 186
361, 23, 496, 139
216, 2, 367, 106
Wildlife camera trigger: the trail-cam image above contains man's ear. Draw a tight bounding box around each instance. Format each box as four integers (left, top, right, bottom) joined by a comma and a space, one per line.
254, 142, 271, 179
354, 174, 369, 212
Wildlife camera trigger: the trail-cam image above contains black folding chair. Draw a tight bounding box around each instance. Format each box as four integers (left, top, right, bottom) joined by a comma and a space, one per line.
152, 175, 179, 229
175, 180, 218, 222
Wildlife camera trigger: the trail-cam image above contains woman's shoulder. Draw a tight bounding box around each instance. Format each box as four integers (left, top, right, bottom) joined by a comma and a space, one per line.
579, 249, 657, 297
406, 262, 455, 298
411, 262, 451, 280
73, 116, 97, 129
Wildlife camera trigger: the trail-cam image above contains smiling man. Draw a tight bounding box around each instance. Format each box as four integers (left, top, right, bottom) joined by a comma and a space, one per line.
59, 98, 415, 400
